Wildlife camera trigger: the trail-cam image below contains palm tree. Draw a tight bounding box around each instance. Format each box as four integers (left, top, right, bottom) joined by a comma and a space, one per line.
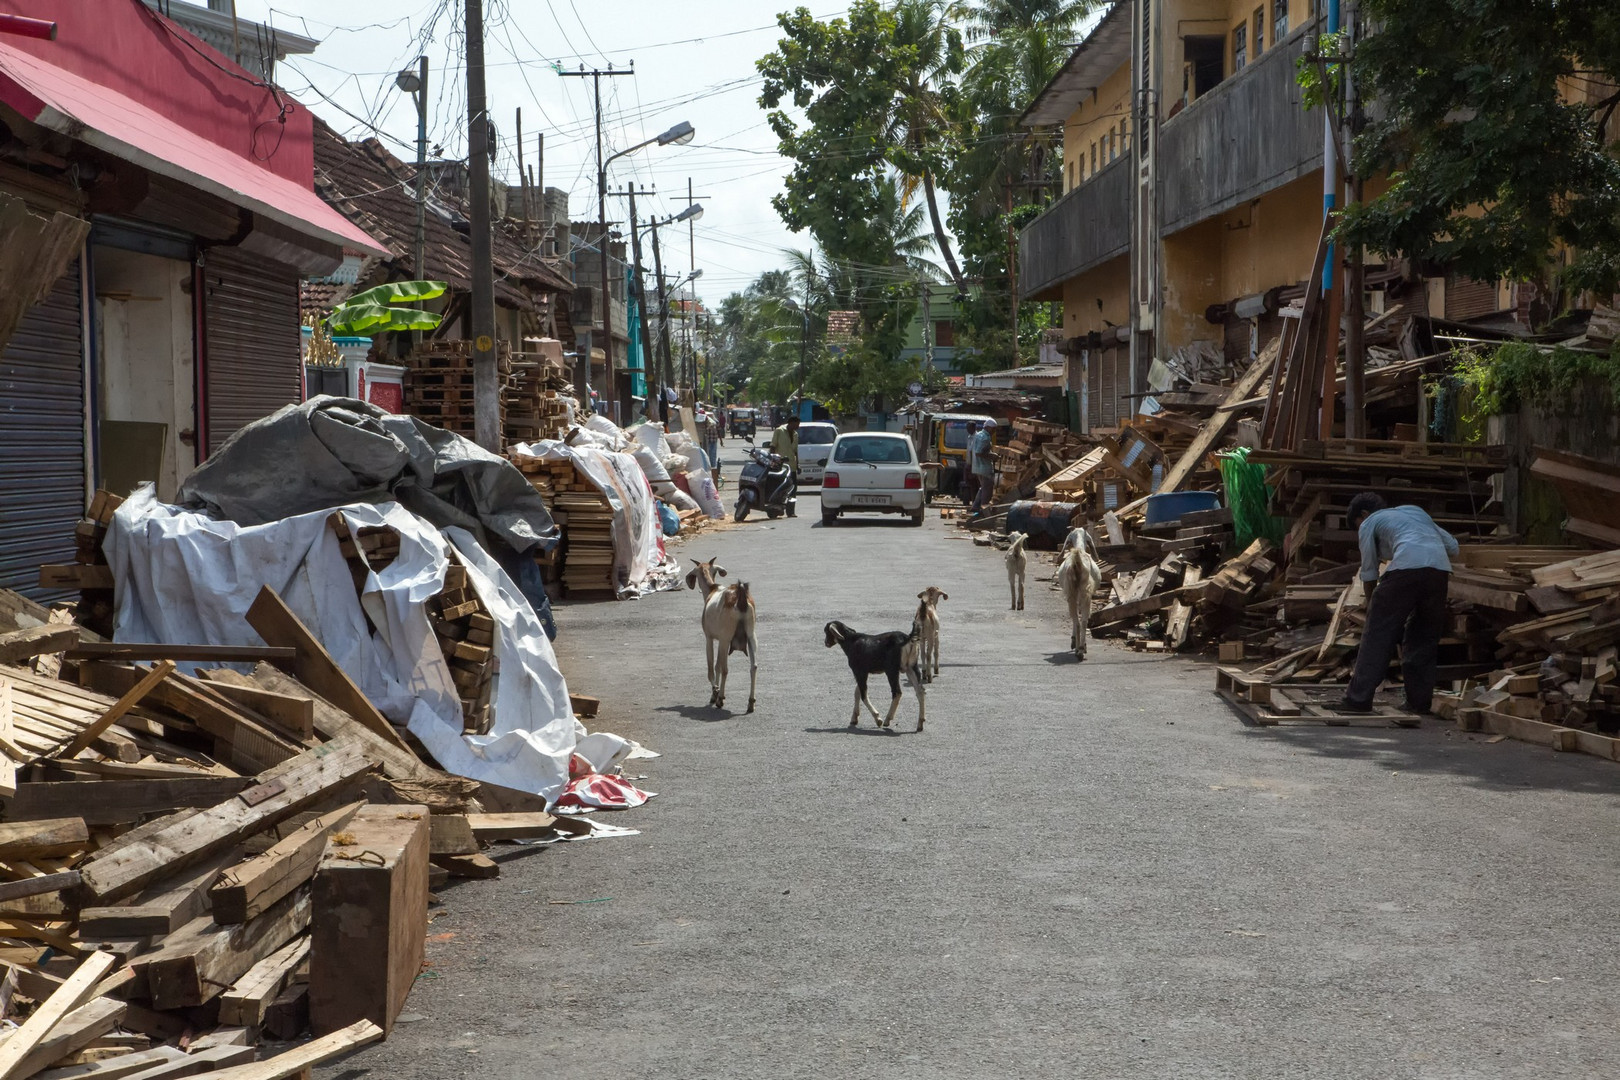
886, 0, 970, 294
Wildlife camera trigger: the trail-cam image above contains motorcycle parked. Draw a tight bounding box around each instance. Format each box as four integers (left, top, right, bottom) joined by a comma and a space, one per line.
734, 447, 796, 522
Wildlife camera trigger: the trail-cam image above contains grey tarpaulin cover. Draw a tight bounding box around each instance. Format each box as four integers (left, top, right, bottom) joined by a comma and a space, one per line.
178, 396, 558, 554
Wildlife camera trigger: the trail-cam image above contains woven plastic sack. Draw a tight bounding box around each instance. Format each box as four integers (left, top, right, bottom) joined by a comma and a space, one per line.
1217, 446, 1284, 548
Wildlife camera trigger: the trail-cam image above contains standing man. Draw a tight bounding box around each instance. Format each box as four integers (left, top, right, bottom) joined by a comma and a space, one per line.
969, 417, 997, 514
769, 415, 800, 517
1341, 492, 1459, 717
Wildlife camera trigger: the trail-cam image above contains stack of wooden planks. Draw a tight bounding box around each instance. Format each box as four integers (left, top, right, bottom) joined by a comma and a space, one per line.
426, 560, 497, 734
402, 339, 512, 441
509, 455, 618, 598
0, 525, 595, 1074
37, 491, 121, 638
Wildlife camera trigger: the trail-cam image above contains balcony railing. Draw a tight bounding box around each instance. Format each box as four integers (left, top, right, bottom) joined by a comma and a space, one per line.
1158, 24, 1324, 235
1018, 154, 1132, 300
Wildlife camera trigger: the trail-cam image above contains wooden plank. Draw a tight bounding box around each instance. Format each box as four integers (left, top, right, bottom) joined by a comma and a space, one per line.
0, 819, 88, 861
34, 1046, 187, 1079
63, 645, 295, 663
137, 890, 311, 1010
76, 735, 374, 903
36, 567, 114, 591
1162, 338, 1278, 494
78, 852, 239, 939
9, 998, 126, 1080
76, 666, 299, 774
309, 806, 429, 1037
245, 588, 410, 753
0, 951, 118, 1078
57, 663, 176, 760
1480, 709, 1578, 752
209, 802, 365, 925
430, 852, 498, 879
0, 874, 78, 906
427, 815, 477, 856
249, 666, 429, 782
463, 812, 559, 841
193, 674, 314, 740
0, 629, 80, 667
199, 1019, 382, 1080
218, 937, 310, 1028
9, 779, 252, 826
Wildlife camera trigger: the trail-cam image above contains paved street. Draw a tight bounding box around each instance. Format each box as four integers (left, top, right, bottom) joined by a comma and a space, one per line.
328, 443, 1620, 1080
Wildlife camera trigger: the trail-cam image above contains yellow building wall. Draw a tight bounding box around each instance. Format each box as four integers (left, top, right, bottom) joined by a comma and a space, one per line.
1161, 0, 1319, 118
1063, 62, 1133, 191
1060, 256, 1132, 337
1161, 218, 1227, 351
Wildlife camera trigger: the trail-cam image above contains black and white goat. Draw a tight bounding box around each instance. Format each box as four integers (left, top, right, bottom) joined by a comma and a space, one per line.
1058, 527, 1103, 660
824, 620, 927, 731
685, 557, 758, 712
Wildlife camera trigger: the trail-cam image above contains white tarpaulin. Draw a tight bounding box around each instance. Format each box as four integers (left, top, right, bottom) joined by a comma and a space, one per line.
104, 486, 580, 802
512, 440, 676, 596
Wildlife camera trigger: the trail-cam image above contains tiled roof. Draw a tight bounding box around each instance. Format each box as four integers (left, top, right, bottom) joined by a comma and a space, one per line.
299, 278, 352, 320
826, 310, 861, 342
311, 119, 572, 309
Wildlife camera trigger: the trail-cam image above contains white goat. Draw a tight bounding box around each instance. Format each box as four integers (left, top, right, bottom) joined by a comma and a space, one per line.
1005, 532, 1029, 610
912, 586, 948, 682
1058, 527, 1103, 660
685, 557, 758, 712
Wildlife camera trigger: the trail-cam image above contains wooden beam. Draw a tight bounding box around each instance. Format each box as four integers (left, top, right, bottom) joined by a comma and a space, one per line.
218, 937, 310, 1028
57, 662, 176, 760
245, 588, 410, 752
210, 802, 365, 925
193, 673, 314, 740
9, 778, 252, 827
9, 997, 126, 1080
0, 628, 79, 667
428, 815, 477, 856
0, 819, 88, 861
198, 1019, 382, 1079
463, 812, 560, 841
137, 889, 311, 1010
78, 851, 238, 939
33, 1045, 187, 1078
1161, 337, 1278, 494
0, 951, 118, 1078
35, 566, 113, 591
63, 644, 295, 663
309, 806, 429, 1037
0, 873, 79, 906
75, 735, 374, 903
249, 666, 429, 782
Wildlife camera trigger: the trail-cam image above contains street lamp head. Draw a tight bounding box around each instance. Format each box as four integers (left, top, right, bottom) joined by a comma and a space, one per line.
394, 68, 422, 94
657, 121, 696, 146
689, 268, 704, 281
675, 202, 704, 224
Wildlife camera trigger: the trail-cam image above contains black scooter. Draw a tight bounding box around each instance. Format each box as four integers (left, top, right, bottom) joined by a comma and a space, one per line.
734, 447, 796, 522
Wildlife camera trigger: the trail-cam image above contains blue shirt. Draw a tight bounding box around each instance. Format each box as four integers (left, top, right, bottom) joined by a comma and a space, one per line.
1358, 505, 1459, 582
970, 428, 995, 477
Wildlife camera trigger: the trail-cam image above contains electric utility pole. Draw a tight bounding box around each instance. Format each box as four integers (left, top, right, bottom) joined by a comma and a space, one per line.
681, 179, 710, 391
650, 220, 673, 393
561, 65, 633, 419
611, 186, 658, 409
465, 0, 499, 450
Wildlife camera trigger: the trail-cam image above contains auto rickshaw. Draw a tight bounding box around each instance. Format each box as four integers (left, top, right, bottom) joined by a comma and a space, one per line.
729, 408, 757, 442
915, 412, 1008, 500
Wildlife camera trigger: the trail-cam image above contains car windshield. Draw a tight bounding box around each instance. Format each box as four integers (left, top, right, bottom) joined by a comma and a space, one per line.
834, 436, 913, 464
798, 425, 836, 445
942, 419, 979, 450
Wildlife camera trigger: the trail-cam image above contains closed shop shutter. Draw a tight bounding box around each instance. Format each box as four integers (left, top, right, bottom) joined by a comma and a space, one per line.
0, 262, 85, 600
1444, 271, 1500, 322
1099, 344, 1118, 428
203, 248, 301, 455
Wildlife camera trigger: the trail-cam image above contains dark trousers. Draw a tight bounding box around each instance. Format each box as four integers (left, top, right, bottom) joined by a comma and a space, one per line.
1346, 567, 1450, 711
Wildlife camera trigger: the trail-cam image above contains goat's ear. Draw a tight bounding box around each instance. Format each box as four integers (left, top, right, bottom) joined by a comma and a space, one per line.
917, 591, 927, 600
685, 569, 698, 590
716, 566, 728, 577
940, 591, 948, 601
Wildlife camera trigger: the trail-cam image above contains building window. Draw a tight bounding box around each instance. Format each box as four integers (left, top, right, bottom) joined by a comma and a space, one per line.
1090, 142, 1098, 173
934, 320, 955, 348
1253, 7, 1265, 55
1068, 160, 1076, 190
1233, 24, 1247, 72
1119, 118, 1128, 154
1274, 0, 1289, 38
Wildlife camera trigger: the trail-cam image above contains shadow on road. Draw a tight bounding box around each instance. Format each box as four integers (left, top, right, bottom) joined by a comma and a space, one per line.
802, 724, 918, 736
655, 704, 741, 723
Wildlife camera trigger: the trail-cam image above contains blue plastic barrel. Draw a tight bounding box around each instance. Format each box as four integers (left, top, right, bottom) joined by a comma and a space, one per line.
1143, 491, 1220, 526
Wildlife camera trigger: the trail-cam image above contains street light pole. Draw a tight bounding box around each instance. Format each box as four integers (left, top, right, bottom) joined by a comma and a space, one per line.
464, 0, 498, 450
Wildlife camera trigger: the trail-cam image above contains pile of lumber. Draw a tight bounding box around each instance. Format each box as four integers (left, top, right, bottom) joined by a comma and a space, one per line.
402, 339, 512, 442
503, 342, 573, 445
989, 419, 1091, 502
426, 560, 497, 735
1089, 538, 1278, 652
509, 455, 617, 598
37, 491, 120, 638
0, 489, 618, 1073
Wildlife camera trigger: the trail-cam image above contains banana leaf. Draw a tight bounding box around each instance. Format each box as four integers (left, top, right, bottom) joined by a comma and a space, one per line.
325, 280, 448, 336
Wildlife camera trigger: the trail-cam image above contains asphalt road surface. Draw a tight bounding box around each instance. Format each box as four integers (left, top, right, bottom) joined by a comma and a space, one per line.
324, 439, 1620, 1080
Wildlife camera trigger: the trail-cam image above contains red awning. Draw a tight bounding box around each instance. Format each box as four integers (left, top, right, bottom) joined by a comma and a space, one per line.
0, 41, 386, 256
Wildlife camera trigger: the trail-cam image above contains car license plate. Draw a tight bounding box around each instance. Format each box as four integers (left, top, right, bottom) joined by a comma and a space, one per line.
853, 494, 890, 505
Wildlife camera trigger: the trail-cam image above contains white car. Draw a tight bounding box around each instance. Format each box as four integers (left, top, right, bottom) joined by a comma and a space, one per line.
795, 422, 838, 484
820, 432, 926, 527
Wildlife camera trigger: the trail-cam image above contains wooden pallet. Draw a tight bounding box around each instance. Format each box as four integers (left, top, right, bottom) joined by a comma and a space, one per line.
1215, 668, 1414, 727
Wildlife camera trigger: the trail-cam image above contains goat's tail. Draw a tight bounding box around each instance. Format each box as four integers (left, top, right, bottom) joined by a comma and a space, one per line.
736, 581, 752, 608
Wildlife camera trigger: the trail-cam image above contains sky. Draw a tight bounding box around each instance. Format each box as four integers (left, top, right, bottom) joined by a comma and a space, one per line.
235, 0, 845, 303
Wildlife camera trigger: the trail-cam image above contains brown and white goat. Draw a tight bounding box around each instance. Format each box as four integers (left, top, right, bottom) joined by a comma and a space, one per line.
1058, 528, 1103, 660
913, 586, 947, 682
685, 557, 758, 712
1005, 532, 1029, 610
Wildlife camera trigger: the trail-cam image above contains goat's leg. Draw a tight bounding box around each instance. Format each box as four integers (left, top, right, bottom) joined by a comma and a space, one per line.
746, 627, 758, 714
1077, 583, 1091, 660
882, 668, 902, 728
1008, 566, 1017, 610
850, 680, 862, 726
931, 628, 941, 678
1016, 567, 1025, 611
715, 648, 729, 709
856, 672, 882, 723
706, 636, 719, 705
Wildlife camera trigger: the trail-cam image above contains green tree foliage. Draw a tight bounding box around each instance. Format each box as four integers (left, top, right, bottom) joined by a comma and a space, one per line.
1345, 0, 1620, 297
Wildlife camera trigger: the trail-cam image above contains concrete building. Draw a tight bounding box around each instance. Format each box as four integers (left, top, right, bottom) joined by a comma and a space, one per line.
899, 283, 970, 375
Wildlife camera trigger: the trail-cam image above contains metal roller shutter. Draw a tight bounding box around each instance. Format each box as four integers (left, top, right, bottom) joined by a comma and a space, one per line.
0, 262, 85, 600
1100, 344, 1119, 428
203, 248, 301, 455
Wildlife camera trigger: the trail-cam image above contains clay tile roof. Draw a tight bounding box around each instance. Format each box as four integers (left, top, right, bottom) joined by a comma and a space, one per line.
311, 119, 572, 308
826, 310, 861, 342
